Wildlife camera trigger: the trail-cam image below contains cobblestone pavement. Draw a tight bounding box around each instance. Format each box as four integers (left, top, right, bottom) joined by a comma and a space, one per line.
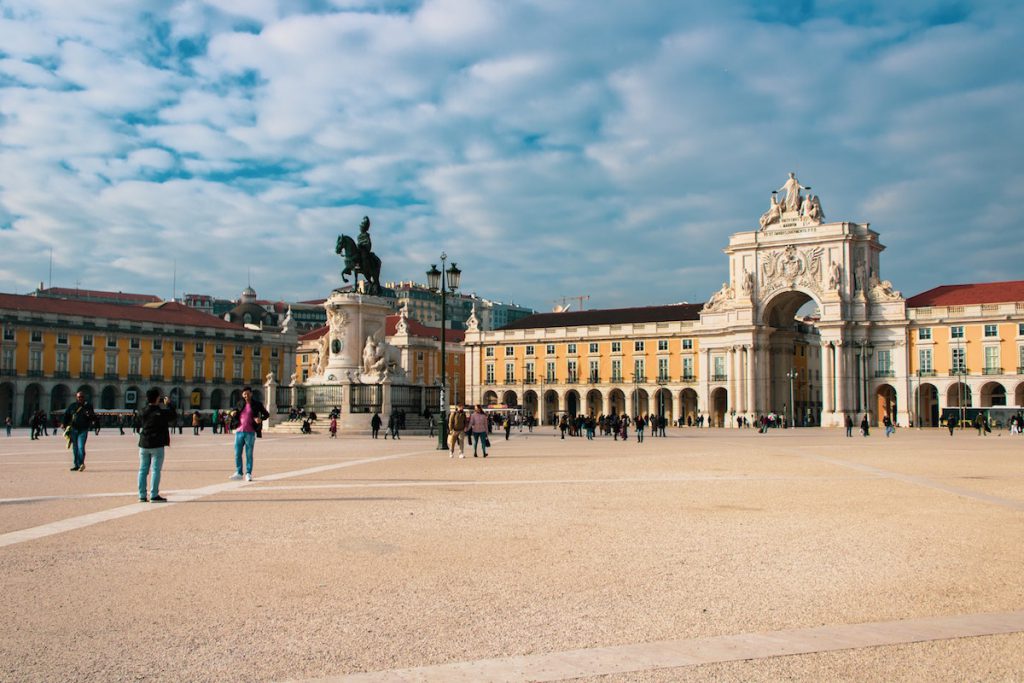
1, 427, 1022, 681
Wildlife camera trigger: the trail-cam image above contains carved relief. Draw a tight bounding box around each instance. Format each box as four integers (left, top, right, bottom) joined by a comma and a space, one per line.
759, 245, 825, 299
702, 282, 734, 313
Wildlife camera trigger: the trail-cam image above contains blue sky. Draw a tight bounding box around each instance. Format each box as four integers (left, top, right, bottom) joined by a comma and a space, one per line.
0, 0, 1021, 313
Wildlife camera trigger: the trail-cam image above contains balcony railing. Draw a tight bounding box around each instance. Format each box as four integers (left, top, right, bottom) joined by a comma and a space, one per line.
610, 376, 623, 383
150, 374, 164, 382
523, 377, 536, 384
504, 377, 516, 385
483, 380, 495, 385
565, 376, 578, 384
633, 376, 647, 383
53, 370, 71, 379
588, 375, 600, 384
948, 368, 968, 376
983, 367, 1003, 375
212, 376, 225, 384
28, 369, 43, 377
80, 371, 94, 379
711, 374, 728, 382
231, 378, 244, 385
874, 370, 895, 378
191, 376, 206, 384
103, 372, 119, 380
127, 374, 142, 382
680, 374, 696, 382
1019, 366, 1024, 375
656, 375, 670, 383
171, 375, 186, 383
917, 370, 936, 377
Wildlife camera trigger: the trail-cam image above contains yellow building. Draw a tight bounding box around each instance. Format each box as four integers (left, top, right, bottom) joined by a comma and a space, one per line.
0, 292, 297, 424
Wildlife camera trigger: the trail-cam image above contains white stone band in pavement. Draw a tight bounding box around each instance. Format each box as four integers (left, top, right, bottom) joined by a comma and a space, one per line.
0, 449, 425, 549
300, 610, 1024, 683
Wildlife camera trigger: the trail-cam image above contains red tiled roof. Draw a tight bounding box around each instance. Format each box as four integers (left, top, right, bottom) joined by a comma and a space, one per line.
385, 315, 465, 342
906, 281, 1024, 308
35, 287, 161, 304
0, 293, 247, 330
499, 303, 704, 330
299, 325, 329, 342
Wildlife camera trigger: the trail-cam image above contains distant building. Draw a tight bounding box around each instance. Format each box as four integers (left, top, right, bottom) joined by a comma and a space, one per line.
31, 285, 161, 306
385, 280, 534, 331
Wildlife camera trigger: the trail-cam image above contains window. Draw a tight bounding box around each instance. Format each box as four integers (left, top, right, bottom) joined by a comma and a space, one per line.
545, 361, 556, 382
29, 349, 42, 371
951, 347, 966, 373
682, 357, 694, 379
234, 345, 242, 356
194, 357, 205, 377
1, 348, 14, 370
611, 341, 622, 353
57, 332, 68, 345
589, 359, 599, 382
505, 362, 515, 383
1020, 346, 1024, 370
984, 346, 1000, 372
151, 354, 163, 376
525, 362, 535, 383
634, 341, 645, 352
105, 352, 118, 374
546, 344, 555, 355
918, 348, 933, 373
152, 339, 162, 351
195, 342, 205, 353
950, 326, 964, 339
31, 330, 42, 343
485, 347, 494, 357
713, 356, 726, 380
214, 359, 224, 378
525, 345, 535, 356
128, 355, 140, 375
485, 363, 495, 383
589, 343, 599, 354
106, 336, 117, 348
252, 347, 261, 357
681, 339, 693, 350
2, 327, 13, 341
233, 359, 243, 378
611, 359, 622, 382
173, 357, 183, 378
215, 343, 224, 354
876, 349, 892, 375
658, 357, 669, 381
658, 340, 668, 351
82, 352, 93, 374
633, 358, 645, 381
567, 360, 577, 382
129, 337, 140, 349
271, 347, 278, 358
567, 343, 577, 354
174, 341, 183, 352
82, 334, 93, 347
505, 346, 514, 356
984, 324, 998, 338
1019, 323, 1024, 337
918, 328, 932, 340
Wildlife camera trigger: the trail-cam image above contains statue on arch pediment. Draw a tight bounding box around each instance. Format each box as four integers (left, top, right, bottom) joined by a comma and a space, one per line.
702, 282, 734, 312
867, 274, 902, 302
759, 194, 782, 230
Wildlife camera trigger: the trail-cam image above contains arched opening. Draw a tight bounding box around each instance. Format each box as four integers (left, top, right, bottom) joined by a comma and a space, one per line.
251, 388, 263, 402
585, 389, 602, 417
710, 387, 728, 427
190, 387, 205, 410
210, 388, 224, 410
608, 389, 626, 416
482, 390, 498, 406
565, 390, 580, 417
630, 387, 649, 416
946, 382, 972, 407
0, 382, 14, 423
501, 390, 518, 407
760, 290, 822, 423
653, 388, 673, 422
523, 390, 538, 420
1016, 382, 1024, 408
22, 383, 44, 425
100, 385, 119, 410
50, 384, 71, 412
874, 384, 897, 427
915, 383, 939, 427
169, 387, 185, 409
680, 388, 699, 425
980, 381, 1007, 407
228, 389, 243, 407
76, 384, 94, 404
542, 390, 558, 425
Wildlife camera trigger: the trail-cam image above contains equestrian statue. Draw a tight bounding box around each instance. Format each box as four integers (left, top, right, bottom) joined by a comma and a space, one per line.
335, 215, 382, 295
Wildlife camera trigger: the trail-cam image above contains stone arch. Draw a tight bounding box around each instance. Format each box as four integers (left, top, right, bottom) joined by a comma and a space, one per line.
542, 389, 558, 425
482, 390, 498, 406
979, 381, 1007, 407
564, 389, 580, 417
76, 384, 94, 404
190, 387, 205, 410
874, 383, 897, 427
1016, 382, 1024, 408
100, 385, 120, 410
946, 382, 972, 407
209, 388, 224, 410
50, 384, 71, 412
759, 288, 823, 419
23, 383, 44, 425
915, 383, 939, 427
169, 387, 185, 409
653, 388, 673, 421
608, 388, 626, 416
523, 390, 538, 420
0, 382, 13, 423
679, 388, 699, 425
228, 389, 243, 407
585, 388, 602, 417
710, 387, 728, 427
501, 390, 518, 407
630, 387, 649, 416
760, 288, 823, 329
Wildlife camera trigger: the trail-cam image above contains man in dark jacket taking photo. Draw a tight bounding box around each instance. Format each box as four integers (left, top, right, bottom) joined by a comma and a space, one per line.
138, 388, 176, 502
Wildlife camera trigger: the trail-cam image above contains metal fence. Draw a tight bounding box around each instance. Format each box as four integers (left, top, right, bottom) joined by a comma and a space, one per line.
390, 384, 422, 413
424, 386, 441, 412
304, 385, 345, 415
349, 384, 382, 414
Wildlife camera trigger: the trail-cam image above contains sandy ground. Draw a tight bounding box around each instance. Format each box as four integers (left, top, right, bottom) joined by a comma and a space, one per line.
0, 426, 1021, 682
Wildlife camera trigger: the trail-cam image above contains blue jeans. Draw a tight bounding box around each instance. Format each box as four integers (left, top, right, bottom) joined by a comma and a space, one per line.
138, 447, 165, 499
234, 431, 256, 475
70, 429, 89, 468
472, 431, 487, 455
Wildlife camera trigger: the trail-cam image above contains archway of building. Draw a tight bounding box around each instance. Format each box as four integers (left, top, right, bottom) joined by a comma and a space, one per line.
874, 384, 897, 426
251, 388, 263, 402
228, 389, 243, 407
0, 382, 13, 422
125, 386, 141, 410
914, 383, 939, 427
1016, 382, 1024, 407
76, 384, 94, 404
679, 388, 698, 425
50, 384, 71, 412
190, 388, 205, 411
980, 381, 1007, 407
542, 390, 559, 425
760, 289, 823, 422
608, 389, 625, 416
585, 389, 602, 417
100, 385, 120, 410
210, 389, 224, 410
565, 390, 580, 417
630, 388, 649, 416
710, 387, 728, 427
653, 388, 673, 422
946, 382, 972, 407
482, 390, 498, 405
170, 387, 185, 409
23, 383, 43, 425
523, 390, 538, 420
501, 390, 518, 407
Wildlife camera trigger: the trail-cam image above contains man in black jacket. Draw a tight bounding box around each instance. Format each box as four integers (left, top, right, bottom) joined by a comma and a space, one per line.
138, 388, 176, 502
62, 391, 97, 471
228, 386, 270, 481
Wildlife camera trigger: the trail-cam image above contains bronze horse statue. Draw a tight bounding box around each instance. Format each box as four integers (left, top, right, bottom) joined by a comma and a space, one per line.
335, 234, 382, 295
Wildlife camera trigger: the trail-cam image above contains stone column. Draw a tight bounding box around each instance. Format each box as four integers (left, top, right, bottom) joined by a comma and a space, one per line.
264, 373, 277, 427
745, 345, 756, 417
834, 341, 846, 416
604, 392, 614, 416
726, 346, 736, 425
672, 391, 682, 425
821, 341, 833, 418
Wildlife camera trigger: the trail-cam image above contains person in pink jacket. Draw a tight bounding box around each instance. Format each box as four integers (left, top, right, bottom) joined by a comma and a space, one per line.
468, 404, 489, 457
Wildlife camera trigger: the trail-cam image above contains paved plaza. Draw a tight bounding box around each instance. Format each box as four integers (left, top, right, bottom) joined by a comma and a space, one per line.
0, 426, 1022, 681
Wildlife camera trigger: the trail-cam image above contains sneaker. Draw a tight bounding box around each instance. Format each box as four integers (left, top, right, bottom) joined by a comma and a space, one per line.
459, 454, 465, 459
150, 495, 167, 503
244, 473, 252, 482
70, 466, 80, 471
78, 463, 85, 471
229, 473, 243, 480
139, 496, 147, 502
449, 452, 454, 458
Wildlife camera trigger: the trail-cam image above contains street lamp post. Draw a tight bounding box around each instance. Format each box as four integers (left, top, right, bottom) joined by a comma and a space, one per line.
955, 334, 965, 430
427, 255, 461, 451
786, 370, 798, 428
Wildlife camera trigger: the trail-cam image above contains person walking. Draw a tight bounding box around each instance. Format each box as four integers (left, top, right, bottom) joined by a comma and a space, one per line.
947, 415, 957, 436
469, 404, 489, 457
4, 415, 10, 437
386, 412, 400, 439
228, 386, 269, 481
635, 415, 645, 443
504, 416, 512, 441
844, 413, 853, 437
860, 414, 870, 437
138, 389, 175, 503
62, 391, 97, 472
192, 411, 201, 435
370, 411, 382, 439
883, 414, 895, 438
329, 416, 338, 438
448, 403, 467, 458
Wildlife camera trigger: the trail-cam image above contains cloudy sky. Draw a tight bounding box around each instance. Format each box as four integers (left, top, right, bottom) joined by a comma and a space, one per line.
0, 0, 1021, 312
